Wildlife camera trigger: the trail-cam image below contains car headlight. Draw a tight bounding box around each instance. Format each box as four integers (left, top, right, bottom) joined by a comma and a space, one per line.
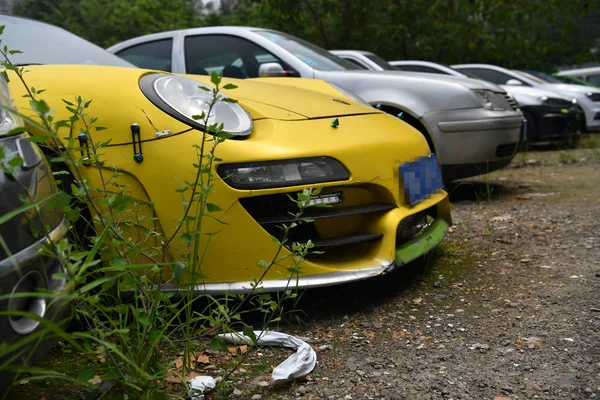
139, 74, 252, 137
0, 75, 23, 136
326, 82, 372, 107
472, 90, 510, 111
586, 92, 600, 102
217, 157, 350, 189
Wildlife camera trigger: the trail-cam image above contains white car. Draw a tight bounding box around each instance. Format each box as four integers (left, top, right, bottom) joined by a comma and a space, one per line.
556, 66, 600, 87
108, 27, 524, 182
391, 61, 585, 142
452, 64, 598, 135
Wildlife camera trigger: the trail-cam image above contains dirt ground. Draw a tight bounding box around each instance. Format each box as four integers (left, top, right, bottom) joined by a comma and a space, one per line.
9, 144, 600, 400
231, 145, 600, 400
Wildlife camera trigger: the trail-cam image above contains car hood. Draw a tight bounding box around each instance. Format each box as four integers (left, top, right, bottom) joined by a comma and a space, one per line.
7, 65, 381, 145
316, 69, 494, 90
500, 85, 572, 100
539, 83, 600, 95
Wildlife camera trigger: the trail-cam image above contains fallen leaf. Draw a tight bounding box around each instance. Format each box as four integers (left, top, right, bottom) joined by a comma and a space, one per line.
88, 375, 102, 385
448, 225, 457, 233
490, 214, 512, 222
174, 357, 184, 369
412, 297, 423, 305
495, 238, 514, 244
516, 195, 532, 200
196, 352, 211, 365
228, 345, 248, 355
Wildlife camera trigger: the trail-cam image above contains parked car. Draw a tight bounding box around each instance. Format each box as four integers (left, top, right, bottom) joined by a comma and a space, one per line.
390, 61, 585, 142
557, 66, 600, 87
0, 73, 70, 388
332, 51, 523, 136
108, 27, 524, 182
452, 64, 596, 136
0, 15, 452, 295
329, 50, 398, 71
522, 70, 595, 87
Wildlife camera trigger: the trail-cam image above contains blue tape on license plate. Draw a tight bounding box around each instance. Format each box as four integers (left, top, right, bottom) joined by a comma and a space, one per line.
399, 154, 443, 205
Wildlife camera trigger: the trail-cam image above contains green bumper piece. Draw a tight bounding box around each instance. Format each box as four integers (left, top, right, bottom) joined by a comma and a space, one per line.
394, 218, 449, 266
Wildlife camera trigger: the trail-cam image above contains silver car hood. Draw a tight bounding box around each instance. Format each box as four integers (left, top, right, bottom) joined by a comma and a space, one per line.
539, 83, 600, 94
316, 69, 493, 90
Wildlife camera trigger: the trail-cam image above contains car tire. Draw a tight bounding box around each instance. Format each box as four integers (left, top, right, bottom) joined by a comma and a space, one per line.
521, 110, 537, 143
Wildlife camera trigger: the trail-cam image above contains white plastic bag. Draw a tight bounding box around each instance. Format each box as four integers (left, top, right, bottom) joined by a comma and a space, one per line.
189, 375, 216, 400
218, 331, 317, 383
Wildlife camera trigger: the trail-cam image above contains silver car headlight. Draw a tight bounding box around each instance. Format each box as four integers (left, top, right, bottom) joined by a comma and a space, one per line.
472, 90, 510, 111
0, 75, 23, 136
586, 92, 600, 102
326, 82, 372, 107
139, 74, 253, 137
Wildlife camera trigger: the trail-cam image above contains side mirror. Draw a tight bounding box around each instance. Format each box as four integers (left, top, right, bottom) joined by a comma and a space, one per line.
505, 79, 523, 86
258, 62, 287, 77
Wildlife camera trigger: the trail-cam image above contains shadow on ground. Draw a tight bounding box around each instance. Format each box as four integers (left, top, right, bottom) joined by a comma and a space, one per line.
446, 180, 515, 203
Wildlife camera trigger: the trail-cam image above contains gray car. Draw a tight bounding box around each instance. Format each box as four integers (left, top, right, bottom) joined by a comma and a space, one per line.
0, 74, 70, 388
108, 27, 524, 182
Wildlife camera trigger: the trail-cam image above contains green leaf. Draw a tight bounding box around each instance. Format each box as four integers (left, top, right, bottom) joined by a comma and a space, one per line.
242, 325, 258, 345
76, 365, 96, 384
109, 194, 132, 212
222, 83, 238, 90
210, 336, 229, 352
48, 191, 71, 210
221, 98, 238, 103
205, 203, 222, 213
210, 71, 221, 86
7, 156, 23, 167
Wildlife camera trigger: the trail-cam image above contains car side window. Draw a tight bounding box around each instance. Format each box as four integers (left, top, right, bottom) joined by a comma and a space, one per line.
396, 65, 448, 74
340, 57, 369, 70
184, 34, 296, 78
460, 68, 528, 86
588, 75, 600, 85
115, 39, 173, 72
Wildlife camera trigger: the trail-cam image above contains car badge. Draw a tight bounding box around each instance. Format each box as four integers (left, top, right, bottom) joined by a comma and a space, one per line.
332, 98, 351, 105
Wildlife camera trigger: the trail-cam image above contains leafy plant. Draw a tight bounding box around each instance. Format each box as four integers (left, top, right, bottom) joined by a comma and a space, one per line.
0, 35, 315, 399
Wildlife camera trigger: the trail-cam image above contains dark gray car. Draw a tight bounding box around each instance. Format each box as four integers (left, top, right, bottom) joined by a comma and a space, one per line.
0, 74, 70, 388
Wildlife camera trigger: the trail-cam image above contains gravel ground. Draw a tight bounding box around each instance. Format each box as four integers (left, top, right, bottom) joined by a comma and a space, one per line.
9, 146, 600, 400
229, 147, 600, 400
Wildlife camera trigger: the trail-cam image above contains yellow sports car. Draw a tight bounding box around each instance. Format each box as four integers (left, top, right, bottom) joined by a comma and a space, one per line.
2, 15, 451, 293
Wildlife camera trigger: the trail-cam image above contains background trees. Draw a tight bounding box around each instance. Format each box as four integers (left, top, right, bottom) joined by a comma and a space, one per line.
15, 0, 600, 70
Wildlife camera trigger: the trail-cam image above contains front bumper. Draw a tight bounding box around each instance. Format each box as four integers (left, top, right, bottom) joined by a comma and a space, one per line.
0, 219, 70, 385
162, 202, 451, 294
422, 108, 522, 180
523, 104, 583, 140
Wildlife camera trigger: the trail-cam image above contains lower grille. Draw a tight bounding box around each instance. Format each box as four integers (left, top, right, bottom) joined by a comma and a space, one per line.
396, 207, 437, 246
239, 187, 393, 255
496, 143, 517, 157
503, 94, 520, 111
587, 93, 600, 102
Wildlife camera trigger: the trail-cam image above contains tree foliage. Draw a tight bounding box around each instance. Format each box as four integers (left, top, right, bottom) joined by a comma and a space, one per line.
15, 0, 600, 69
15, 0, 201, 48
216, 0, 600, 70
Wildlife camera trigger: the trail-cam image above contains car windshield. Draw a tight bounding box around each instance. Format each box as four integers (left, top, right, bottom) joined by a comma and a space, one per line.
255, 30, 361, 71
365, 53, 396, 70
0, 16, 134, 67
520, 70, 563, 84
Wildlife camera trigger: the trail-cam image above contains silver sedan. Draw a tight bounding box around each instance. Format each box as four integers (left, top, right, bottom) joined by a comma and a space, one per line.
108, 27, 524, 181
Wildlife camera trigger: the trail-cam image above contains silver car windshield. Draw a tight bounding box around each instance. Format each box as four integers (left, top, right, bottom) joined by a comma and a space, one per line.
255, 30, 360, 71
365, 54, 396, 71
0, 15, 134, 67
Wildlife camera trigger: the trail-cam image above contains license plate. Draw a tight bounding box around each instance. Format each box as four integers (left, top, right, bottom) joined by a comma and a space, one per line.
399, 154, 443, 205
